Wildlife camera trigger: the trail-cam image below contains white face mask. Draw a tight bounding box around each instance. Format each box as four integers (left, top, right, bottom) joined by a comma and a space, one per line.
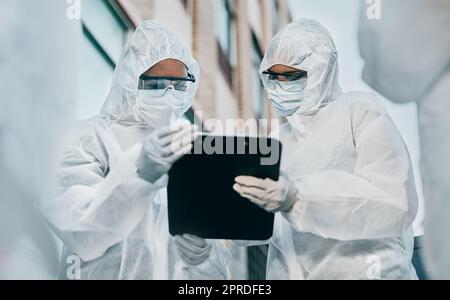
267, 78, 307, 117
136, 88, 191, 128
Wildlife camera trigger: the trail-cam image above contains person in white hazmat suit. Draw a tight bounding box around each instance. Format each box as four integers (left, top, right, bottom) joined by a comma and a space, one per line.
0, 0, 77, 279
41, 21, 230, 280
233, 19, 419, 280
358, 0, 450, 279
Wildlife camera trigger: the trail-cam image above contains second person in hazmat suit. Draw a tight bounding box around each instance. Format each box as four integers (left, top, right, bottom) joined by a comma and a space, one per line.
41, 21, 229, 280
233, 19, 419, 280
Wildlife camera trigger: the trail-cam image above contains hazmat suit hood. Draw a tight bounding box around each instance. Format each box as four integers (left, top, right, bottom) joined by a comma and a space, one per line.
359, 0, 450, 104
101, 20, 200, 125
260, 19, 343, 117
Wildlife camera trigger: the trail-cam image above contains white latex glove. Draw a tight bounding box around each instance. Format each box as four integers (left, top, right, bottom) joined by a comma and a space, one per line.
137, 120, 198, 183
174, 234, 212, 266
233, 173, 299, 213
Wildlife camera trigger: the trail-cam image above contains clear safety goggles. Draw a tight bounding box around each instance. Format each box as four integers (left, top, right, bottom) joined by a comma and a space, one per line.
138, 73, 196, 95
262, 70, 308, 93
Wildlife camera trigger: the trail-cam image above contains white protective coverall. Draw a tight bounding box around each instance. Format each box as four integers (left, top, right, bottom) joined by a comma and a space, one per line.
0, 0, 77, 279
41, 21, 229, 280
359, 0, 450, 279
258, 19, 419, 280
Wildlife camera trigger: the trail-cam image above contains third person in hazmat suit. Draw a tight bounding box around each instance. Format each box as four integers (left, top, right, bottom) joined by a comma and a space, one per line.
358, 0, 450, 279
41, 21, 229, 280
0, 0, 77, 279
233, 19, 419, 280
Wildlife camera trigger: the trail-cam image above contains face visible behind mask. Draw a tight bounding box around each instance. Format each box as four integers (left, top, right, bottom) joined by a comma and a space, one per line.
267, 78, 307, 117
136, 88, 191, 128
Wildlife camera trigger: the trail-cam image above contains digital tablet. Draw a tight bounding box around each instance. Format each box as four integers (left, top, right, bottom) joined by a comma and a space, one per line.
168, 135, 282, 240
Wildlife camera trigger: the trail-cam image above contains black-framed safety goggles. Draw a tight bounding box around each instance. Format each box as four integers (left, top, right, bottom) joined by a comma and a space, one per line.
262, 70, 308, 82
138, 73, 196, 92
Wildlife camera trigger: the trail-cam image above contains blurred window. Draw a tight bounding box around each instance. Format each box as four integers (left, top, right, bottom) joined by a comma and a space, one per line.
77, 0, 130, 119
252, 35, 266, 120
214, 0, 235, 88
270, 0, 280, 34
214, 0, 233, 58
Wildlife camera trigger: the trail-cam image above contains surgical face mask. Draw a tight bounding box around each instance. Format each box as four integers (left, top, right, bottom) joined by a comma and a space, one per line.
267, 78, 307, 117
136, 88, 191, 128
